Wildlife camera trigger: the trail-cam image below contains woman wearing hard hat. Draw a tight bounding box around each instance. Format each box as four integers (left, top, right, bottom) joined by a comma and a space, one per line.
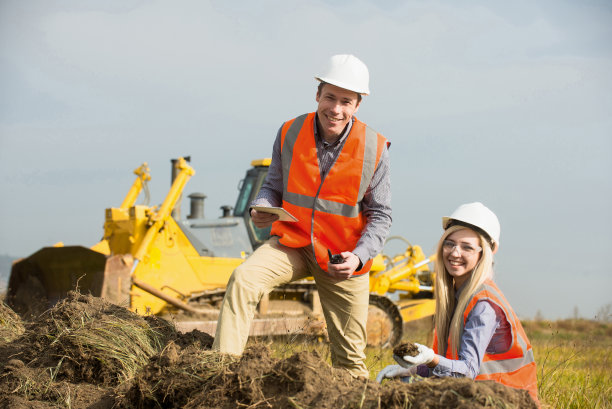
376, 202, 539, 406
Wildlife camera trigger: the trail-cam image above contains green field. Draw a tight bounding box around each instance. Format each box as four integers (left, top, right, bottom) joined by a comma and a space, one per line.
265, 318, 612, 409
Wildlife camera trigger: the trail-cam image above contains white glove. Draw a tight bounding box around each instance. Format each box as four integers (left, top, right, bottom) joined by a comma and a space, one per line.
375, 364, 417, 383
394, 342, 436, 367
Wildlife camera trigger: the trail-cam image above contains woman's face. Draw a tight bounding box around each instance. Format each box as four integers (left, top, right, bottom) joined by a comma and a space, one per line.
442, 228, 483, 289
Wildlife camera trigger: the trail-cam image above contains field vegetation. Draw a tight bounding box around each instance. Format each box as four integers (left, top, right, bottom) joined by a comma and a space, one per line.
0, 293, 610, 408
524, 318, 612, 408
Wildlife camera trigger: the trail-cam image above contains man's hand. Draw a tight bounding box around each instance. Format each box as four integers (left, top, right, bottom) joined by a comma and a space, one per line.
250, 208, 279, 228
394, 343, 436, 367
375, 364, 417, 383
327, 252, 360, 280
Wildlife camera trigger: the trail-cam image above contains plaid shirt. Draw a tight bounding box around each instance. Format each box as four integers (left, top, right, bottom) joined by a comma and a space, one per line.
252, 114, 392, 265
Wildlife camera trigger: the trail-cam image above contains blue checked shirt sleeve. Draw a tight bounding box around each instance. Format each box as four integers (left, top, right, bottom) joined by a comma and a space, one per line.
251, 127, 283, 208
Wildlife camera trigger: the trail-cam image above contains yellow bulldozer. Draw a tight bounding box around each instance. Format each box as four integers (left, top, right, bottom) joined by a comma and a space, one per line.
7, 157, 435, 347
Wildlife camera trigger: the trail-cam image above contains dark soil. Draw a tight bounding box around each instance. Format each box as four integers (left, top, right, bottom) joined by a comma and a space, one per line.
0, 293, 537, 409
393, 342, 419, 357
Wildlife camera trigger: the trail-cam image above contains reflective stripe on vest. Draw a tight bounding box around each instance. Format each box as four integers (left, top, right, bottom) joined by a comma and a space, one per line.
270, 112, 386, 274
479, 348, 535, 375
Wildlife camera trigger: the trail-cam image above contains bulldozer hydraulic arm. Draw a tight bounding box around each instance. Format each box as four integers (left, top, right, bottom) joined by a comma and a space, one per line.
120, 163, 151, 209
132, 157, 194, 265
91, 163, 151, 255
370, 244, 435, 296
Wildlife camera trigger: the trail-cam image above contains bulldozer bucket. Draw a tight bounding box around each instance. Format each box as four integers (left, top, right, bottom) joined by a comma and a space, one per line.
7, 246, 132, 317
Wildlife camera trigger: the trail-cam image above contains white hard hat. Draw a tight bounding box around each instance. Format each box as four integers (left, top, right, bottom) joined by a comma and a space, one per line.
315, 54, 370, 95
442, 202, 500, 247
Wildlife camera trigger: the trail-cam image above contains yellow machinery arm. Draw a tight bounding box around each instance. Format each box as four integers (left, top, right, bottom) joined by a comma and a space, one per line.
99, 157, 206, 315
120, 163, 151, 209
7, 158, 202, 317
368, 237, 437, 326
370, 245, 435, 296
133, 157, 194, 265
91, 163, 151, 255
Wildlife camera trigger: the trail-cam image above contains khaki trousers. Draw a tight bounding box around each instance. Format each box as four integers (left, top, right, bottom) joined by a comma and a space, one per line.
212, 237, 370, 377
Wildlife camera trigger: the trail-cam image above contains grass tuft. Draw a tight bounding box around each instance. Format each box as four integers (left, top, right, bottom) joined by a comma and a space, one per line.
0, 300, 25, 343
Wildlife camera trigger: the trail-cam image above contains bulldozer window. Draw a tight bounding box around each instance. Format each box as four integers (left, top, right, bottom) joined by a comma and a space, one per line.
235, 166, 272, 247
235, 177, 254, 217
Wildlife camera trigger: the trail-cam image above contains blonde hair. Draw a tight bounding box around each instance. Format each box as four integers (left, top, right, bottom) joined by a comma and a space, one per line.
433, 225, 494, 357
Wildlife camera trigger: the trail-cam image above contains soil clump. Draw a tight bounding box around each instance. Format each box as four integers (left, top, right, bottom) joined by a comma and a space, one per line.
393, 342, 419, 358
0, 293, 536, 408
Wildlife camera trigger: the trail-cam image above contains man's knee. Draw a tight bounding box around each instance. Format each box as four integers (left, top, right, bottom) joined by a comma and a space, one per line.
227, 263, 265, 300
229, 264, 253, 288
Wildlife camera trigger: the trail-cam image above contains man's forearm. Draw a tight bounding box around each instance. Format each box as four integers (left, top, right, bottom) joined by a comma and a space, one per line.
353, 211, 392, 264
251, 128, 283, 208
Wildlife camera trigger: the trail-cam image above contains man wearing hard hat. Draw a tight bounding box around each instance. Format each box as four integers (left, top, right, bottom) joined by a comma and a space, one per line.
213, 54, 391, 378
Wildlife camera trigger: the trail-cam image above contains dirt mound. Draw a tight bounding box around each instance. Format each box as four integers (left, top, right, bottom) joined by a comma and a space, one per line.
0, 292, 212, 407
183, 345, 367, 409
119, 343, 536, 409
0, 294, 536, 409
0, 292, 171, 386
0, 300, 24, 343
118, 340, 231, 408
381, 377, 536, 409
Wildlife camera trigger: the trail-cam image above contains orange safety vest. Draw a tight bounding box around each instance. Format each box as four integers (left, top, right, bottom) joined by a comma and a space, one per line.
433, 280, 539, 406
269, 112, 388, 275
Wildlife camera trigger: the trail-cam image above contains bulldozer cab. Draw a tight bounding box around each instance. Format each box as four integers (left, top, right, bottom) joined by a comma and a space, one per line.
233, 159, 272, 249
172, 159, 271, 260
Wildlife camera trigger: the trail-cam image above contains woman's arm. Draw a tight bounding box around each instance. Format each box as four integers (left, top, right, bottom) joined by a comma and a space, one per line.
431, 300, 500, 378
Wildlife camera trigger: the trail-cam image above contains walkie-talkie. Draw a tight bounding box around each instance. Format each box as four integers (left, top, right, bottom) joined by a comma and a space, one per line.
327, 249, 344, 264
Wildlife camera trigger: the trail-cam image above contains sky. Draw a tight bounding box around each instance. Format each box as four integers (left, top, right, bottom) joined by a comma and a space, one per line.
1, 0, 611, 320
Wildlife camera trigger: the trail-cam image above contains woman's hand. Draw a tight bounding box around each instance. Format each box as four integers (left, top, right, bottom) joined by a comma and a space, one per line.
375, 364, 417, 383
394, 343, 437, 367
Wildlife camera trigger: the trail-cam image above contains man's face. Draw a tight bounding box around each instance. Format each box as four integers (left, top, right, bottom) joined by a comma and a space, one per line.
316, 83, 360, 141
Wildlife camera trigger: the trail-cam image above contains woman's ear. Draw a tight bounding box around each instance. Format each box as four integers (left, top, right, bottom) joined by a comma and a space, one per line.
492, 243, 499, 254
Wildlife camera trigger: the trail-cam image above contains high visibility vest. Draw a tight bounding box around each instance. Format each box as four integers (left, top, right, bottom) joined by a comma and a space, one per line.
433, 280, 539, 406
269, 112, 388, 275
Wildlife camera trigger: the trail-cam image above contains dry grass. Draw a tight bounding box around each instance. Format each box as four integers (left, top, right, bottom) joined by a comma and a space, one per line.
51, 313, 166, 382
12, 292, 172, 385
525, 319, 612, 409
0, 300, 24, 343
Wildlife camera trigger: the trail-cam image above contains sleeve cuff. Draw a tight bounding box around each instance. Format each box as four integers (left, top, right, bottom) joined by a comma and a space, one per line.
352, 248, 368, 271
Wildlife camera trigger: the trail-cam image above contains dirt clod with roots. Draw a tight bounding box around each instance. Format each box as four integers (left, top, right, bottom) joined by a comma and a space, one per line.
393, 342, 420, 358
0, 292, 537, 408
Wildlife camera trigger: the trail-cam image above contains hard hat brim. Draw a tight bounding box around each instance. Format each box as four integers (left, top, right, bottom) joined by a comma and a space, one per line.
442, 217, 498, 248
315, 76, 369, 96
